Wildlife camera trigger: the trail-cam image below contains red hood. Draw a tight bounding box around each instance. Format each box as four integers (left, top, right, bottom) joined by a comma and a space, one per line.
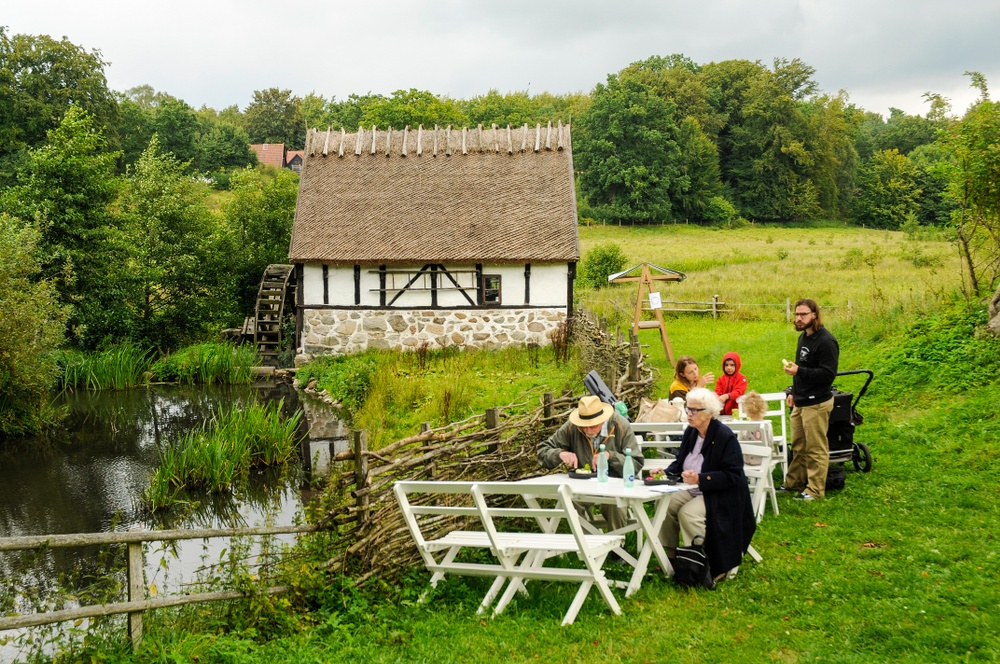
722, 352, 742, 375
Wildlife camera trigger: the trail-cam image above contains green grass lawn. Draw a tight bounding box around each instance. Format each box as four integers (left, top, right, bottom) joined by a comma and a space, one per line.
47, 225, 1000, 663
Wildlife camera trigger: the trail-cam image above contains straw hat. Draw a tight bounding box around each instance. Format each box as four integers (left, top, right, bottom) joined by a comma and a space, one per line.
569, 395, 614, 427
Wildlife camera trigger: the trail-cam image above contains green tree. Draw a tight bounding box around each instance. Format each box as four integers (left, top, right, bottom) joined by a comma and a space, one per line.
0, 213, 69, 436
221, 167, 300, 316
360, 89, 469, 129
244, 88, 305, 147
118, 137, 233, 347
939, 77, 1000, 295
576, 74, 682, 224
198, 123, 257, 171
853, 149, 921, 229
0, 29, 117, 180
462, 90, 540, 127
0, 105, 125, 347
153, 97, 203, 165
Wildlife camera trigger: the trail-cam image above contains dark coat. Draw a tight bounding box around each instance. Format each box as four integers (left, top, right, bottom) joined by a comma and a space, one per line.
666, 418, 756, 575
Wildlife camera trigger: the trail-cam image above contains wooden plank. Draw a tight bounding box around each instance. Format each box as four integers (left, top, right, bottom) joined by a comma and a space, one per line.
355, 126, 364, 155
534, 123, 541, 152
338, 128, 346, 158
370, 125, 378, 154
322, 127, 331, 157
506, 124, 513, 154
416, 124, 423, 156
401, 125, 409, 157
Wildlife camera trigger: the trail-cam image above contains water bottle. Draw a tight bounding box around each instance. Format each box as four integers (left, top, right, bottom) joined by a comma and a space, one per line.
597, 444, 609, 483
623, 448, 635, 488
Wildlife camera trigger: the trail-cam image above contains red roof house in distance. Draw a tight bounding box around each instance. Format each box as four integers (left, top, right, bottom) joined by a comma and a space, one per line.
250, 143, 286, 168
285, 150, 304, 173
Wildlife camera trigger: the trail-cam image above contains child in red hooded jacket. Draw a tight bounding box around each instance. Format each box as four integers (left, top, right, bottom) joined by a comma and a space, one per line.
715, 352, 748, 416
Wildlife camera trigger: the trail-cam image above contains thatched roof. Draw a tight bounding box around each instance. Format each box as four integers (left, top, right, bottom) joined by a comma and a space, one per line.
288, 123, 579, 264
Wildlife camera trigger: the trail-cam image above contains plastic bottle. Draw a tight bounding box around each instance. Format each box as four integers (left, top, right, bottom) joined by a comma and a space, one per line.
597, 444, 609, 483
623, 448, 635, 488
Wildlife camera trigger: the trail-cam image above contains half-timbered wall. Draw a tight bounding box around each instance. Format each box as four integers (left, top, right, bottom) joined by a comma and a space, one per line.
296, 262, 571, 360
301, 263, 569, 308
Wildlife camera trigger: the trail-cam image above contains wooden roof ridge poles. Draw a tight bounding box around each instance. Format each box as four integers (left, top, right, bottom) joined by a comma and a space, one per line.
609, 262, 686, 366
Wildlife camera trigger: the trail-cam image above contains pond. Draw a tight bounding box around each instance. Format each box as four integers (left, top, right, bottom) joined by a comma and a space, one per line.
0, 382, 345, 661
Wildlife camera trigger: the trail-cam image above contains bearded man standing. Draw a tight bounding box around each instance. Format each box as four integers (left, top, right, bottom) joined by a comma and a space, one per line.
781, 298, 839, 501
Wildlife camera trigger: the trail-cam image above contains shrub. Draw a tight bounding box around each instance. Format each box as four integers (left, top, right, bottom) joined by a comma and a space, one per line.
579, 242, 628, 289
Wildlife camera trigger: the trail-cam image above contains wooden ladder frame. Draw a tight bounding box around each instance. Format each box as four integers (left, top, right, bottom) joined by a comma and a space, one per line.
609, 263, 684, 366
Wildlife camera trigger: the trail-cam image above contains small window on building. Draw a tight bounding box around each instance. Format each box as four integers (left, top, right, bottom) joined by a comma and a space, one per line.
482, 274, 501, 305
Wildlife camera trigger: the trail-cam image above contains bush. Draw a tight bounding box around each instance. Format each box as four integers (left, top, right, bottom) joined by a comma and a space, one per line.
0, 214, 69, 436
579, 242, 628, 289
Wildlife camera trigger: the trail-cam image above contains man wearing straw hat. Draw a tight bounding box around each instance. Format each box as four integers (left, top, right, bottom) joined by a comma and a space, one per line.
537, 395, 644, 531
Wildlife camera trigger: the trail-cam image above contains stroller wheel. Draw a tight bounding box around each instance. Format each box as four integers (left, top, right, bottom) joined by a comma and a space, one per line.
852, 442, 872, 473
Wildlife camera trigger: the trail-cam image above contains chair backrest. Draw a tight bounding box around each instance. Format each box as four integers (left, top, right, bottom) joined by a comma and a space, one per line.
739, 392, 787, 445
394, 480, 579, 549
631, 422, 687, 455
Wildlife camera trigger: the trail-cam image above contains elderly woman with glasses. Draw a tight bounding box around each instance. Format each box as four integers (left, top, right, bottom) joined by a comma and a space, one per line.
660, 387, 756, 582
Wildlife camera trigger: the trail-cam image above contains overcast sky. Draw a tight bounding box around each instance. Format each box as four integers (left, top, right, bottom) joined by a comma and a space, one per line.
4, 0, 998, 118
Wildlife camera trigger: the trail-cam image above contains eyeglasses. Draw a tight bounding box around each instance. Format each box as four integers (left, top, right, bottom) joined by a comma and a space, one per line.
685, 407, 706, 414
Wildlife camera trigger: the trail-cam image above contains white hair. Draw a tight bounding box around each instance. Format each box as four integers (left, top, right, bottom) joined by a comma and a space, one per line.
686, 387, 722, 418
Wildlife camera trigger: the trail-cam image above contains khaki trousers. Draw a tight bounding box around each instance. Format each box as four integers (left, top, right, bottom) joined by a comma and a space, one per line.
786, 397, 834, 498
658, 490, 706, 548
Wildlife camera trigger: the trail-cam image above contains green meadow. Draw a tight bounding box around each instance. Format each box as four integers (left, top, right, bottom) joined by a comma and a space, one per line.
40, 225, 1000, 663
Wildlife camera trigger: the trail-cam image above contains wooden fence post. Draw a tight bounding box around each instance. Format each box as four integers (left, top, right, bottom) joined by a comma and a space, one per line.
126, 535, 144, 649
543, 392, 554, 422
485, 408, 500, 454
786, 298, 791, 323
712, 295, 719, 319
628, 333, 641, 382
352, 429, 369, 524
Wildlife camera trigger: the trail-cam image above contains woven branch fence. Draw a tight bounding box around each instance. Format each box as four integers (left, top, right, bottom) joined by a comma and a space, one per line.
307, 312, 654, 585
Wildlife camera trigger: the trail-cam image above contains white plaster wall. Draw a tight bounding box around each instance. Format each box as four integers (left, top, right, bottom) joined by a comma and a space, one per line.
529, 263, 570, 307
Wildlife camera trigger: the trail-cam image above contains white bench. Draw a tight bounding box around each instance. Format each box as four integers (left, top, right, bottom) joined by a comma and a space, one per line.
394, 480, 625, 626
632, 422, 687, 469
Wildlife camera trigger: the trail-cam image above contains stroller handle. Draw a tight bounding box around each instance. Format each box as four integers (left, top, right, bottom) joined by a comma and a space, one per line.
835, 369, 874, 410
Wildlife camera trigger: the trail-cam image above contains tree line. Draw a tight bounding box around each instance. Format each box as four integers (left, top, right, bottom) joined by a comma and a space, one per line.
2, 27, 999, 436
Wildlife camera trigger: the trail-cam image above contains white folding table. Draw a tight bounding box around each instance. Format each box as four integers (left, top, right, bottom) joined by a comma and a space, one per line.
515, 474, 693, 597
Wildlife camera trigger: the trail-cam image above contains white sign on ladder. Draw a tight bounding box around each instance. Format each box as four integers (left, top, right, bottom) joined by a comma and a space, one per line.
648, 291, 662, 309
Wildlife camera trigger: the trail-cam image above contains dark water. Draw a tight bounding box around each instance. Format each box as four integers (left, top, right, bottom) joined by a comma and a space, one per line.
0, 382, 340, 660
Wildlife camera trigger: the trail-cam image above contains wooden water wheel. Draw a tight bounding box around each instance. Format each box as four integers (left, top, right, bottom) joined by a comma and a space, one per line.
253, 264, 295, 366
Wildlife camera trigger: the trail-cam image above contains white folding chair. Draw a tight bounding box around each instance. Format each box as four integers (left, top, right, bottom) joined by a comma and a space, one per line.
739, 438, 776, 522
739, 392, 789, 478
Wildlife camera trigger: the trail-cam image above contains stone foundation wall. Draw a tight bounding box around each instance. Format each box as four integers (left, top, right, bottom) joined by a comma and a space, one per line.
296, 308, 567, 362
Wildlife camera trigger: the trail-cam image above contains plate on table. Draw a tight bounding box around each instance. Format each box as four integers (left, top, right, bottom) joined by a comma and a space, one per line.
642, 477, 678, 486
568, 470, 596, 480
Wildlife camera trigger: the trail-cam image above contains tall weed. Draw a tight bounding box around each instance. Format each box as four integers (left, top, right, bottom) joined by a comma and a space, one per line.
56, 344, 155, 390
150, 343, 257, 384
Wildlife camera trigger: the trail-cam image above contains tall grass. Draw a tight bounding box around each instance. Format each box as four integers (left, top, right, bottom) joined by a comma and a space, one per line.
296, 345, 581, 450
143, 400, 302, 510
578, 224, 960, 328
56, 344, 155, 390
150, 343, 258, 385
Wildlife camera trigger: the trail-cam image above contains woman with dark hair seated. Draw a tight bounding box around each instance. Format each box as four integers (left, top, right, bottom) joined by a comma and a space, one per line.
660, 388, 756, 582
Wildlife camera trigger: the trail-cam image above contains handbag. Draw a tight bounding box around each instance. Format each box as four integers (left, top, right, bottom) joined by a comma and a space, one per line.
672, 536, 716, 589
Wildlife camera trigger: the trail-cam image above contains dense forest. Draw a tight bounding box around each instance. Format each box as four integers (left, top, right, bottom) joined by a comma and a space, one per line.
2, 27, 999, 436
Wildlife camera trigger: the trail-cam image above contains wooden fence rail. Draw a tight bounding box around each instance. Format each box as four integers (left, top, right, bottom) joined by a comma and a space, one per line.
0, 524, 316, 647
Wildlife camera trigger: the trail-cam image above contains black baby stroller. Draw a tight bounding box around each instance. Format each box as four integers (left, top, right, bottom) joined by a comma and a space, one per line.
827, 369, 874, 473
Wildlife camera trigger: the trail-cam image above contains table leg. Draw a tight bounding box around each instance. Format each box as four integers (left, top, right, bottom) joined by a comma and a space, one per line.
624, 497, 673, 597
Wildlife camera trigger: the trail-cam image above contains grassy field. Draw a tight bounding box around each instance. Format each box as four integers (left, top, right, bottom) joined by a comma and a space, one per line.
30, 225, 1000, 663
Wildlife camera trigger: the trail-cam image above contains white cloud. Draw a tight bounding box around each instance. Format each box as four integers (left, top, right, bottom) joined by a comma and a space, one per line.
3, 0, 998, 117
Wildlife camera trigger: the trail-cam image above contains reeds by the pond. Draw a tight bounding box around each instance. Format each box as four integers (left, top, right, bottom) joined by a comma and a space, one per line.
150, 343, 258, 384
143, 400, 302, 511
57, 344, 155, 390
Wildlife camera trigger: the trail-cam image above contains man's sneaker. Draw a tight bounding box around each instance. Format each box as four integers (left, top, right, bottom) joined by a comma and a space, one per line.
777, 485, 796, 493
794, 491, 815, 501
